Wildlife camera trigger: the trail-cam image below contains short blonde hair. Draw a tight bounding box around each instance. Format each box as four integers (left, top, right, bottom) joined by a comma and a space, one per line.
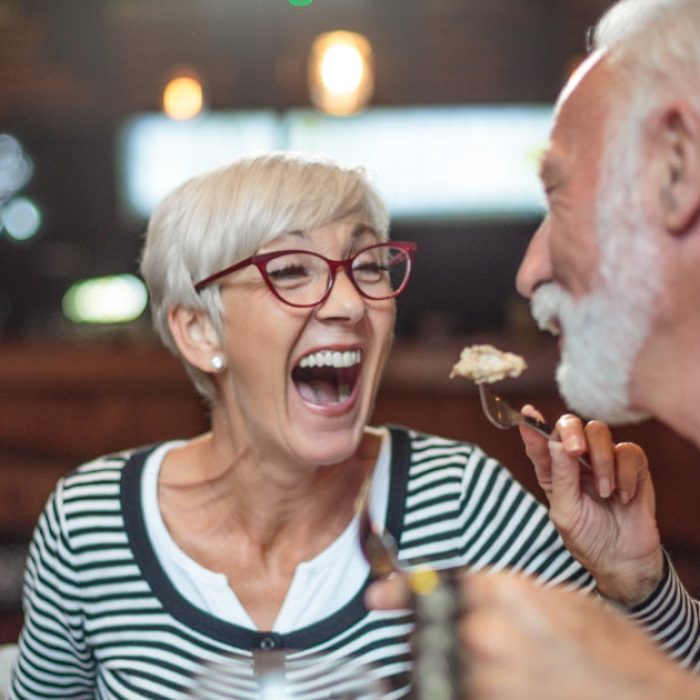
139, 151, 390, 404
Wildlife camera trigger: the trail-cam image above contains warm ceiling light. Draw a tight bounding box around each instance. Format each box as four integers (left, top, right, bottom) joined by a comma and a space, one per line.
309, 31, 374, 116
162, 70, 204, 121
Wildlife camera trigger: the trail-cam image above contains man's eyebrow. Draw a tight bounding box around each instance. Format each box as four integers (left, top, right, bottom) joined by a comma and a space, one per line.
538, 154, 560, 184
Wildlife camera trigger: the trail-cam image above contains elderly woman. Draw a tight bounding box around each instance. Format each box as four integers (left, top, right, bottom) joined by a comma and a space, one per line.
11, 152, 597, 699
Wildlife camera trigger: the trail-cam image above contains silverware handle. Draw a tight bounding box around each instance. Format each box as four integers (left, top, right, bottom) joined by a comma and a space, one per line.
522, 415, 593, 472
523, 414, 554, 439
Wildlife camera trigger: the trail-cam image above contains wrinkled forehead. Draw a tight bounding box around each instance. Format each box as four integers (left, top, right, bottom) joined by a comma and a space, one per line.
554, 54, 620, 147
544, 51, 618, 170
555, 50, 608, 113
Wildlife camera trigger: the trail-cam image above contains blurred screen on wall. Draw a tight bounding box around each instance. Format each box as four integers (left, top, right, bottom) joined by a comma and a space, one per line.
118, 105, 551, 223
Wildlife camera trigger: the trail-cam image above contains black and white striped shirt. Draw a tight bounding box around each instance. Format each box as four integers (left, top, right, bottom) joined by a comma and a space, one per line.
10, 426, 694, 699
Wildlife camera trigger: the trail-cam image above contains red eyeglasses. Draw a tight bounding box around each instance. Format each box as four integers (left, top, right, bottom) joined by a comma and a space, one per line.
194, 241, 417, 308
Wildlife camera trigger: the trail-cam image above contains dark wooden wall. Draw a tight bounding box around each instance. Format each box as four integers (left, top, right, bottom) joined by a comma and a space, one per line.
0, 0, 613, 125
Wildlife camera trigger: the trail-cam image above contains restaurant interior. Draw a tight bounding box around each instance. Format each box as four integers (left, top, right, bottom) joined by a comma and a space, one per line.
1, 0, 699, 647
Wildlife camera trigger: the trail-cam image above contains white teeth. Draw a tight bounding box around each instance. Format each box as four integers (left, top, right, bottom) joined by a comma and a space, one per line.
298, 349, 361, 369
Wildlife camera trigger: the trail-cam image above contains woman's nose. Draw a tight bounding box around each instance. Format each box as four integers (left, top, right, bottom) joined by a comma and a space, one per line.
316, 268, 367, 322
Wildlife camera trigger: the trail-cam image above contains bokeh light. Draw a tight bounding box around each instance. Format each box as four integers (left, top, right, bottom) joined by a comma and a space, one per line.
1, 197, 41, 241
162, 72, 205, 121
0, 134, 33, 202
320, 44, 364, 95
62, 274, 149, 324
309, 31, 374, 116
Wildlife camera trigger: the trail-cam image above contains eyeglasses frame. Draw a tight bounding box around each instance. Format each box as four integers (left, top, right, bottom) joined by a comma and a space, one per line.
193, 240, 417, 308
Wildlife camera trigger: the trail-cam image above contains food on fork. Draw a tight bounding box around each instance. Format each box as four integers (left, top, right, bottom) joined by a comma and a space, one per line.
449, 344, 527, 384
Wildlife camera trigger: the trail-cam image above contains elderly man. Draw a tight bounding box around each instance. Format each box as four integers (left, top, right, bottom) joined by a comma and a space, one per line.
368, 0, 700, 697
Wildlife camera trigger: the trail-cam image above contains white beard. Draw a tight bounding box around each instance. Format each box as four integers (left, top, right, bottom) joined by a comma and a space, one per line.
531, 282, 650, 424
530, 111, 661, 425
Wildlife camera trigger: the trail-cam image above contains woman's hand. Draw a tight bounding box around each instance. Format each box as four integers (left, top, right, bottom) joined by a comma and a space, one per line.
519, 406, 663, 606
366, 570, 700, 700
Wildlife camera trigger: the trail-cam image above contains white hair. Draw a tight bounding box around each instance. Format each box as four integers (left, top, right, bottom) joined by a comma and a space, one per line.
527, 2, 684, 423
139, 152, 390, 404
593, 0, 700, 115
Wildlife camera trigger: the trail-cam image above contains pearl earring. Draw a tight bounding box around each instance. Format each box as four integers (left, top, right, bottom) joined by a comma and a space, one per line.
211, 355, 225, 372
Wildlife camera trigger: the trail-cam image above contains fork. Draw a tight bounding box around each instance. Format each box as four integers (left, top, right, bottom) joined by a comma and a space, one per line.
478, 383, 593, 471
356, 474, 402, 578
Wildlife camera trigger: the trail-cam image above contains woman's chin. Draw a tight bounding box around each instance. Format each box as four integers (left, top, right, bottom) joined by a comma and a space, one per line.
288, 422, 366, 468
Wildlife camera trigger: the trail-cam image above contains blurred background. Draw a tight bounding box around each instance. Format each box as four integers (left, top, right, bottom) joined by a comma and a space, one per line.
1, 0, 699, 643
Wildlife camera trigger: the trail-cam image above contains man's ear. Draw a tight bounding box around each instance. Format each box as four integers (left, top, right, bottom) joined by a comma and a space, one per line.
654, 105, 700, 234
167, 305, 222, 373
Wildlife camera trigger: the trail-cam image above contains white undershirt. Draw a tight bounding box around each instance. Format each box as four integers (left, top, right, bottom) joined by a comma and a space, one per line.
141, 428, 391, 632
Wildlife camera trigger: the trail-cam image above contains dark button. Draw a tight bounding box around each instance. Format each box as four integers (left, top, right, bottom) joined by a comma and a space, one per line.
258, 635, 280, 650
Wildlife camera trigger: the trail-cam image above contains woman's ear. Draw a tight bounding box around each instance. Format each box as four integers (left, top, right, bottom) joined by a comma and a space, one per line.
654, 105, 700, 234
167, 305, 223, 373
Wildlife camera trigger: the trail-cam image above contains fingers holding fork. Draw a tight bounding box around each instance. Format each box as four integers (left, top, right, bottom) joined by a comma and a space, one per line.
518, 405, 663, 607
519, 405, 642, 502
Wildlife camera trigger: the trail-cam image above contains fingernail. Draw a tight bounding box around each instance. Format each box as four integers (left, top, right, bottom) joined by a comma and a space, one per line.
619, 491, 630, 504
566, 436, 585, 453
598, 477, 612, 499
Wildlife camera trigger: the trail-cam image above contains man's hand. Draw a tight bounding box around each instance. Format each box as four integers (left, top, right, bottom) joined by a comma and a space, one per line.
366, 571, 700, 700
519, 406, 663, 606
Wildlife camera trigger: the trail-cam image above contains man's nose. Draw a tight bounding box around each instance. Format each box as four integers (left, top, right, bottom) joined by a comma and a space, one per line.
516, 219, 553, 299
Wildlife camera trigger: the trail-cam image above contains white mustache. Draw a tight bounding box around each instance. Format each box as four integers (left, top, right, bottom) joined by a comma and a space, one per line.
531, 284, 566, 336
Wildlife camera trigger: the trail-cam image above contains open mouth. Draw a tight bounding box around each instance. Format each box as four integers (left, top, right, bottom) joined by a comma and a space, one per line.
291, 348, 362, 407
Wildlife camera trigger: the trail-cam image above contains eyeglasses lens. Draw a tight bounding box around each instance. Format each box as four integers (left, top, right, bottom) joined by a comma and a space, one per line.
263, 245, 410, 306
351, 245, 409, 299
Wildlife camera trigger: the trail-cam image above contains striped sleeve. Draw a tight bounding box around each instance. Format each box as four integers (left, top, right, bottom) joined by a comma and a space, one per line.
628, 551, 700, 671
399, 432, 700, 671
398, 432, 595, 591
11, 479, 95, 699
